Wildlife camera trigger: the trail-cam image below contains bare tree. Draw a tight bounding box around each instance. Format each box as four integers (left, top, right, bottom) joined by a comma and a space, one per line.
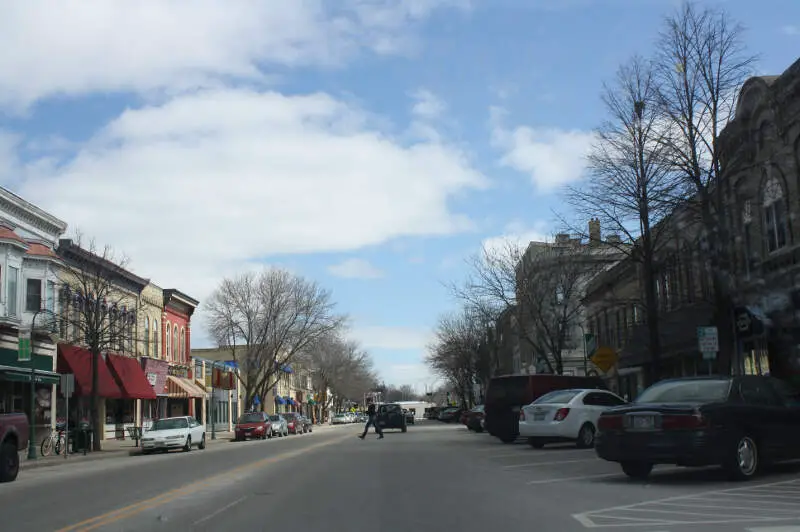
204, 268, 346, 409
454, 239, 606, 374
299, 333, 376, 417
425, 308, 485, 407
57, 237, 144, 451
655, 2, 756, 372
383, 384, 421, 402
563, 56, 681, 384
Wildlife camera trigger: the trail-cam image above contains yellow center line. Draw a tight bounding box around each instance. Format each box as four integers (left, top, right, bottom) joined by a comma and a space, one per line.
56, 433, 353, 532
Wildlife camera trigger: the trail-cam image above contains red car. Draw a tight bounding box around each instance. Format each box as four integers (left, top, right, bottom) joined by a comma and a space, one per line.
234, 412, 272, 441
282, 412, 304, 434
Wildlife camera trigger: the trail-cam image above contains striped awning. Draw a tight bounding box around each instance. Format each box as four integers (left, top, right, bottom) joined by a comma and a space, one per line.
166, 376, 206, 398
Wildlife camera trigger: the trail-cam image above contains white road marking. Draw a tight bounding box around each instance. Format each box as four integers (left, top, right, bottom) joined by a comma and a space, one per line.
573, 478, 800, 528
503, 458, 599, 469
746, 527, 800, 532
527, 472, 625, 485
192, 495, 248, 526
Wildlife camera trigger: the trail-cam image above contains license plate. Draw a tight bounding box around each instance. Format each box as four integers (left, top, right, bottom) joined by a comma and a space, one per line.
631, 415, 655, 430
533, 411, 546, 421
155, 441, 165, 447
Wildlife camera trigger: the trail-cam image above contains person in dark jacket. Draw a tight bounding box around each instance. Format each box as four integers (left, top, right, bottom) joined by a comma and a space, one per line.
359, 402, 384, 439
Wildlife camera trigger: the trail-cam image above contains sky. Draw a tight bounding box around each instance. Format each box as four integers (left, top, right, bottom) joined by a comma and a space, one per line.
1, 0, 798, 390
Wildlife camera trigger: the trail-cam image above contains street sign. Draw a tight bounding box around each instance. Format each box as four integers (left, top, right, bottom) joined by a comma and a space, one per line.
584, 333, 597, 357
18, 330, 31, 362
60, 374, 75, 396
697, 326, 718, 353
590, 346, 618, 373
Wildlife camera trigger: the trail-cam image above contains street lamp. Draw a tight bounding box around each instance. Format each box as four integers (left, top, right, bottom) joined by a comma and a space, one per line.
26, 308, 60, 460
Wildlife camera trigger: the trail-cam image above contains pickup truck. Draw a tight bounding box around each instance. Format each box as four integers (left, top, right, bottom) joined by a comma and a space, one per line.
0, 412, 29, 482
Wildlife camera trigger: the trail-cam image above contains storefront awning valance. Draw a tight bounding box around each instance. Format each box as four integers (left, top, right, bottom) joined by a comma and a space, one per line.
275, 396, 286, 405
0, 365, 60, 385
57, 344, 123, 398
106, 354, 157, 400
166, 375, 206, 398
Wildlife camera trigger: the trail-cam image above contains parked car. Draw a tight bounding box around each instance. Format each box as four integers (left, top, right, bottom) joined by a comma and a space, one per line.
234, 412, 272, 441
141, 416, 206, 454
0, 412, 28, 482
519, 389, 627, 448
282, 412, 305, 435
485, 374, 607, 443
403, 409, 415, 425
438, 407, 463, 422
464, 405, 485, 432
595, 376, 800, 481
331, 413, 349, 425
267, 414, 289, 437
298, 415, 313, 433
377, 403, 407, 432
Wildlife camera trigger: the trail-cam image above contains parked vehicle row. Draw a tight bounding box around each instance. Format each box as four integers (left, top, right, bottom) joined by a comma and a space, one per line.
233, 412, 314, 441
463, 373, 800, 483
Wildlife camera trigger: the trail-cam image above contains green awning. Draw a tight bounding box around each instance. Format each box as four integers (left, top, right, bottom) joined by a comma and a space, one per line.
307, 398, 316, 405
0, 369, 60, 385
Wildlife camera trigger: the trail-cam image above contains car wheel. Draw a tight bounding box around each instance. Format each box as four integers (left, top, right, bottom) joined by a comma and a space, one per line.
142, 449, 152, 455
724, 434, 760, 481
621, 461, 653, 480
0, 442, 19, 483
183, 436, 192, 452
198, 434, 206, 450
576, 423, 596, 449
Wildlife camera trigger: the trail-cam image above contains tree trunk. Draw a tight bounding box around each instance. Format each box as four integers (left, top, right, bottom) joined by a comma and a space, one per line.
91, 350, 102, 451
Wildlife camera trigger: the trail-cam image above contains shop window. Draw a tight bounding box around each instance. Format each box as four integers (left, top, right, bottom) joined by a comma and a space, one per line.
25, 278, 41, 313
763, 174, 787, 253
7, 266, 18, 316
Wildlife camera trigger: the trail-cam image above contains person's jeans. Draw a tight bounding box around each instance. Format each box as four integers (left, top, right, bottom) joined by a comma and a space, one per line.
361, 415, 383, 437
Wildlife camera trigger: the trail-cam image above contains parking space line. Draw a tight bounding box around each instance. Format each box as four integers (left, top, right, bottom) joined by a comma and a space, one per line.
489, 449, 595, 459
656, 501, 800, 514
527, 472, 623, 484
503, 457, 599, 469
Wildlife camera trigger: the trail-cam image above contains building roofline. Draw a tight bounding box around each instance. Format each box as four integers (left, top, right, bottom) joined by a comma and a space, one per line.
163, 288, 199, 309
57, 238, 150, 290
0, 187, 68, 235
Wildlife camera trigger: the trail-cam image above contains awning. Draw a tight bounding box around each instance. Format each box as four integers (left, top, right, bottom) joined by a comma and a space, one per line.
166, 375, 206, 398
275, 396, 286, 405
194, 379, 209, 394
57, 344, 123, 398
0, 365, 60, 385
106, 354, 157, 400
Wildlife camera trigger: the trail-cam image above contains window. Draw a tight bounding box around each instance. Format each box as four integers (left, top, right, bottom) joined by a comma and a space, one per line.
180, 327, 186, 363
763, 174, 787, 253
25, 278, 42, 312
7, 267, 19, 316
144, 317, 150, 357
165, 323, 171, 361
153, 321, 159, 358
173, 325, 179, 363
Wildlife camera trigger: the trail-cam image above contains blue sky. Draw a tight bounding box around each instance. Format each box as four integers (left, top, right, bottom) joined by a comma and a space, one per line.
1, 0, 797, 389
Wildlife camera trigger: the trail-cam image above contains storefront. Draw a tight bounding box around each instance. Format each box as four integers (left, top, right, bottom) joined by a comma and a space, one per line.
141, 357, 169, 426
165, 364, 205, 417
56, 344, 124, 441
105, 353, 157, 439
0, 356, 60, 448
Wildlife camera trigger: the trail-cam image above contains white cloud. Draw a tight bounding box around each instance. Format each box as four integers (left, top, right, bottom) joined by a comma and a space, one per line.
351, 325, 433, 351
410, 89, 446, 120
481, 219, 551, 257
14, 88, 488, 305
328, 258, 385, 279
0, 0, 470, 110
490, 106, 595, 191
783, 25, 799, 36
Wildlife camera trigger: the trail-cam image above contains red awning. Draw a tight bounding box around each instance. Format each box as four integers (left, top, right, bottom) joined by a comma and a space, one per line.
106, 354, 157, 400
57, 344, 123, 399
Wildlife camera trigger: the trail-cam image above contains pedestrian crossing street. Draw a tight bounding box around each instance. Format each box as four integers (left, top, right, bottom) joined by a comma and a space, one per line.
573, 479, 800, 529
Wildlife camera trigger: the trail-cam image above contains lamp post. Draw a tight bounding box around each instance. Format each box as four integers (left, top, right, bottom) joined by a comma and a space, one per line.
26, 308, 58, 460
209, 360, 217, 440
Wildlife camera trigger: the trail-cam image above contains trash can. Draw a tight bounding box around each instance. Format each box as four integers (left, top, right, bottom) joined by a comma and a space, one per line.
73, 423, 93, 454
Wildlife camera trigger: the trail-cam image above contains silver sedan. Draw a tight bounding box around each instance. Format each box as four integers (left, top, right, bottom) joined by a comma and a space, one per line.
268, 414, 289, 437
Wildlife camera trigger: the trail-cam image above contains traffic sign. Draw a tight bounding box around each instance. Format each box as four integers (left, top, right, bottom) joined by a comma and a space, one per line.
697, 326, 718, 353
60, 374, 75, 396
590, 346, 618, 373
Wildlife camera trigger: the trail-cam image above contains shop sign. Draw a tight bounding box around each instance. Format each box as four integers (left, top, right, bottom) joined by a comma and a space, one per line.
168, 365, 189, 379
146, 373, 157, 386
212, 367, 235, 390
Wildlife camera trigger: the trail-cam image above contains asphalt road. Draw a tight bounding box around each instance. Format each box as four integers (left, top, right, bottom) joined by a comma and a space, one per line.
1, 421, 799, 531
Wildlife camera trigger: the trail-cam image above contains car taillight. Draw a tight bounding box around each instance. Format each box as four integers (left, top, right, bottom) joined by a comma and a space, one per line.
661, 413, 709, 430
554, 408, 570, 422
597, 415, 623, 431
519, 410, 526, 421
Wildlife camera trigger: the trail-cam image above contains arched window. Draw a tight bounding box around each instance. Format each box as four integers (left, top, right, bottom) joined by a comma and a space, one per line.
153, 320, 159, 358
166, 322, 172, 361
144, 317, 150, 357
180, 327, 186, 363
763, 172, 787, 253
173, 325, 179, 363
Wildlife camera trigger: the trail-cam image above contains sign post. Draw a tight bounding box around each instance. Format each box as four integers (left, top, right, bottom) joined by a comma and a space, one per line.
61, 374, 75, 459
697, 326, 719, 375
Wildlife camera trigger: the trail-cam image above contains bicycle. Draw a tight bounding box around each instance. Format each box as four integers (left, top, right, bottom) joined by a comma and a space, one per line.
40, 424, 66, 457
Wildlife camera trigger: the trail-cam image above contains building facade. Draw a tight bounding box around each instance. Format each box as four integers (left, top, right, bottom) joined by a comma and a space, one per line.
0, 187, 67, 448
161, 289, 202, 418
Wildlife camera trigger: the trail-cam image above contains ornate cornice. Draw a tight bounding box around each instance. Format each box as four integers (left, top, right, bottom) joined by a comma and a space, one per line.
0, 189, 67, 240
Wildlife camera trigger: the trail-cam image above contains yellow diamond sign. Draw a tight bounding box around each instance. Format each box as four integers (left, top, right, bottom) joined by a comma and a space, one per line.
590, 346, 618, 373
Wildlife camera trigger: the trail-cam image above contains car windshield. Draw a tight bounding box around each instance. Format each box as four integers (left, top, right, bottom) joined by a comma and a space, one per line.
533, 390, 581, 405
334, 414, 346, 418
268, 415, 281, 422
472, 405, 484, 412
636, 379, 731, 404
149, 418, 188, 431
238, 414, 264, 424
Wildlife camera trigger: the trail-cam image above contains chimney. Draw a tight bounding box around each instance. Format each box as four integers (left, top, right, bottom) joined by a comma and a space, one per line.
588, 218, 601, 246
606, 234, 622, 245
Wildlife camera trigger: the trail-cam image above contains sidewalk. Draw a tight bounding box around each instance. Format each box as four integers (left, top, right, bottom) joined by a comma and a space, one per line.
19, 432, 236, 471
